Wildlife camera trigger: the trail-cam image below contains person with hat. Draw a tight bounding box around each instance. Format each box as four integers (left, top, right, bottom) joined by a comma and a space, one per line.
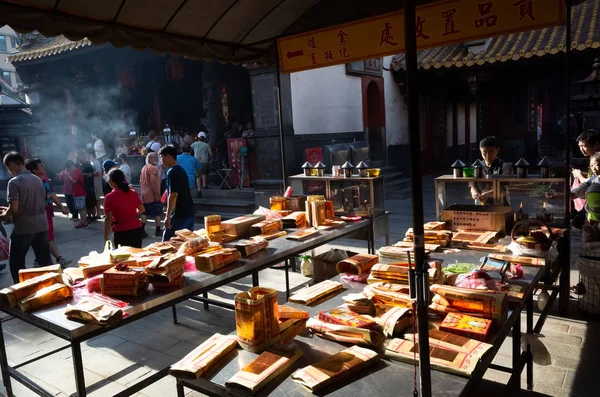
191, 129, 212, 189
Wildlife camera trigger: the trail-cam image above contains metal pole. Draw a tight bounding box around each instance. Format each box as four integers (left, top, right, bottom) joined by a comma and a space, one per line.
561, 0, 572, 311
276, 66, 287, 190
403, 1, 431, 396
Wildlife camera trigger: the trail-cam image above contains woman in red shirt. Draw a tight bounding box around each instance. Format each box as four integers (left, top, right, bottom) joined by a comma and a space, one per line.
103, 169, 145, 248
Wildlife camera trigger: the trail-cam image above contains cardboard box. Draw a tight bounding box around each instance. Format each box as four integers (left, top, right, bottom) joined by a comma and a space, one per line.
221, 215, 266, 239
441, 205, 514, 232
312, 249, 358, 283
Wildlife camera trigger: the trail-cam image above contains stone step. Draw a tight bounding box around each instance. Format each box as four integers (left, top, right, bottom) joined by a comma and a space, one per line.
194, 210, 251, 222
383, 172, 405, 184
386, 186, 412, 200
192, 198, 256, 215
200, 188, 255, 201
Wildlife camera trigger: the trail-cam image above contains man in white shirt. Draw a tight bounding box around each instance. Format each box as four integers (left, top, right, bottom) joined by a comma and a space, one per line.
91, 133, 106, 161
146, 131, 161, 153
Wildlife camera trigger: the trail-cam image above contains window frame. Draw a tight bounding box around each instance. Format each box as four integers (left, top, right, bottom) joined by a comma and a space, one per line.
0, 35, 7, 52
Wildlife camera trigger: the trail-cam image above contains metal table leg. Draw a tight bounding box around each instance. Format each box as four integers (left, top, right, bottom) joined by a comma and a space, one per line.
172, 305, 178, 324
526, 295, 534, 390
252, 272, 259, 287
511, 311, 521, 392
202, 292, 209, 310
176, 380, 185, 397
285, 259, 290, 300
71, 342, 86, 397
0, 318, 13, 396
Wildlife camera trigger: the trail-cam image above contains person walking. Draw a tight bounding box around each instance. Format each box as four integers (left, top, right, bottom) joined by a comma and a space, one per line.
0, 152, 52, 282
26, 159, 72, 267
140, 152, 163, 238
191, 131, 212, 189
87, 150, 104, 218
177, 145, 202, 191
159, 145, 195, 241
58, 162, 78, 219
103, 169, 145, 248
67, 160, 89, 229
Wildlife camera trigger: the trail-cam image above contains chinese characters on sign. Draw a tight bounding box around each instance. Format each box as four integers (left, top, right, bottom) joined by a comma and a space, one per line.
278, 0, 564, 73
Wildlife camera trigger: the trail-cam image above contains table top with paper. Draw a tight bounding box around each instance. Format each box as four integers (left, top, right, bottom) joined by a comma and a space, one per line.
0, 219, 372, 342
178, 264, 545, 397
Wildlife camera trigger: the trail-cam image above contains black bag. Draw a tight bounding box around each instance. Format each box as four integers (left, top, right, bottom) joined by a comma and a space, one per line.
572, 209, 587, 230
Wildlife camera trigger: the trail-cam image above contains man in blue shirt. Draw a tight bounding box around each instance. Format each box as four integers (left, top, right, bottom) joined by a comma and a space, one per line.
177, 145, 202, 191
159, 145, 195, 241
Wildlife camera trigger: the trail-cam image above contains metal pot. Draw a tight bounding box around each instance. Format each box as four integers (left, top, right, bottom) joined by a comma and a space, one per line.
540, 167, 550, 178
359, 169, 368, 177
343, 168, 353, 178
474, 167, 484, 178
316, 168, 325, 177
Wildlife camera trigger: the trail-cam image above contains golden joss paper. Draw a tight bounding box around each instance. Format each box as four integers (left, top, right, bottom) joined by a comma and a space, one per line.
429, 284, 507, 324
0, 272, 63, 307
18, 264, 62, 283
195, 248, 241, 272
235, 287, 280, 353
288, 280, 343, 305
17, 283, 72, 312
250, 230, 287, 241
169, 334, 238, 379
306, 318, 385, 347
374, 306, 411, 337
178, 238, 210, 256
249, 220, 282, 236
385, 337, 492, 377
65, 299, 123, 325
204, 215, 222, 242
233, 239, 268, 257
336, 254, 377, 276
291, 345, 379, 392
363, 282, 413, 307
174, 229, 199, 241
226, 347, 302, 393
222, 215, 266, 238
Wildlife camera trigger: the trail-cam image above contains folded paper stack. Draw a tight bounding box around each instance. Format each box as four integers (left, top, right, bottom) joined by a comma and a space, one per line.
281, 211, 307, 228
318, 306, 377, 328
178, 237, 210, 256
429, 284, 507, 324
342, 293, 375, 315
65, 298, 123, 325
222, 215, 266, 239
336, 253, 378, 276
235, 287, 280, 353
145, 253, 186, 284
286, 228, 319, 241
147, 241, 177, 255
288, 280, 343, 305
250, 219, 283, 237
368, 261, 443, 286
204, 215, 224, 243
373, 306, 411, 337
101, 264, 148, 296
226, 347, 302, 392
404, 228, 452, 247
0, 272, 63, 307
363, 282, 413, 308
232, 239, 268, 257
306, 317, 385, 347
169, 334, 239, 379
277, 305, 310, 344
250, 230, 287, 241
18, 264, 62, 283
195, 248, 241, 272
378, 245, 430, 263
291, 345, 380, 391
18, 283, 72, 312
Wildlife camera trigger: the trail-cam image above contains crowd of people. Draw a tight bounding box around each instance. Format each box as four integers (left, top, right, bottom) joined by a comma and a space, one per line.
0, 129, 202, 282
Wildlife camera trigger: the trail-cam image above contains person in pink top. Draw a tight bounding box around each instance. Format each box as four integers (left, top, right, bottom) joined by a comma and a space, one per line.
140, 152, 163, 238
58, 161, 78, 219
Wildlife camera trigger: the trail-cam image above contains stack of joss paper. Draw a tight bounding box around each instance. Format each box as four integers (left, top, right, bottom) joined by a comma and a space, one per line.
281, 211, 307, 228
367, 261, 443, 286
343, 293, 375, 315
362, 282, 413, 308
146, 253, 186, 290
306, 316, 385, 347
195, 248, 241, 272
404, 228, 452, 248
288, 280, 343, 305
378, 245, 429, 264
428, 284, 508, 324
336, 254, 378, 278
101, 263, 148, 296
277, 305, 309, 344
170, 334, 239, 379
0, 272, 72, 312
233, 239, 268, 257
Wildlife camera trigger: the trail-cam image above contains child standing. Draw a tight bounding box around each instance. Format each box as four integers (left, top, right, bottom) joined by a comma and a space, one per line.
571, 152, 600, 243
58, 162, 77, 219
118, 153, 132, 183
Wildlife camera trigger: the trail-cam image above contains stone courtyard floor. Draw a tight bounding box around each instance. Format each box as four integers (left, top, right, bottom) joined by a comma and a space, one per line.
0, 177, 596, 396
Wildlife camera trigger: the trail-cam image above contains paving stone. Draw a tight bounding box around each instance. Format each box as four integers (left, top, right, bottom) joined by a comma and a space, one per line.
545, 343, 584, 361
82, 347, 140, 378
1, 330, 20, 347
110, 325, 180, 352
4, 321, 56, 344
562, 368, 598, 396
520, 365, 566, 389
5, 340, 42, 366
553, 355, 580, 371
491, 353, 512, 369
136, 373, 179, 397
110, 341, 177, 370
86, 333, 128, 351
568, 326, 588, 338
538, 331, 583, 348
482, 369, 511, 385
161, 341, 199, 359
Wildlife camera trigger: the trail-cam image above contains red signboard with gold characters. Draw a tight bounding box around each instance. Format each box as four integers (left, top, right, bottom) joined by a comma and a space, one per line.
277, 0, 565, 74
